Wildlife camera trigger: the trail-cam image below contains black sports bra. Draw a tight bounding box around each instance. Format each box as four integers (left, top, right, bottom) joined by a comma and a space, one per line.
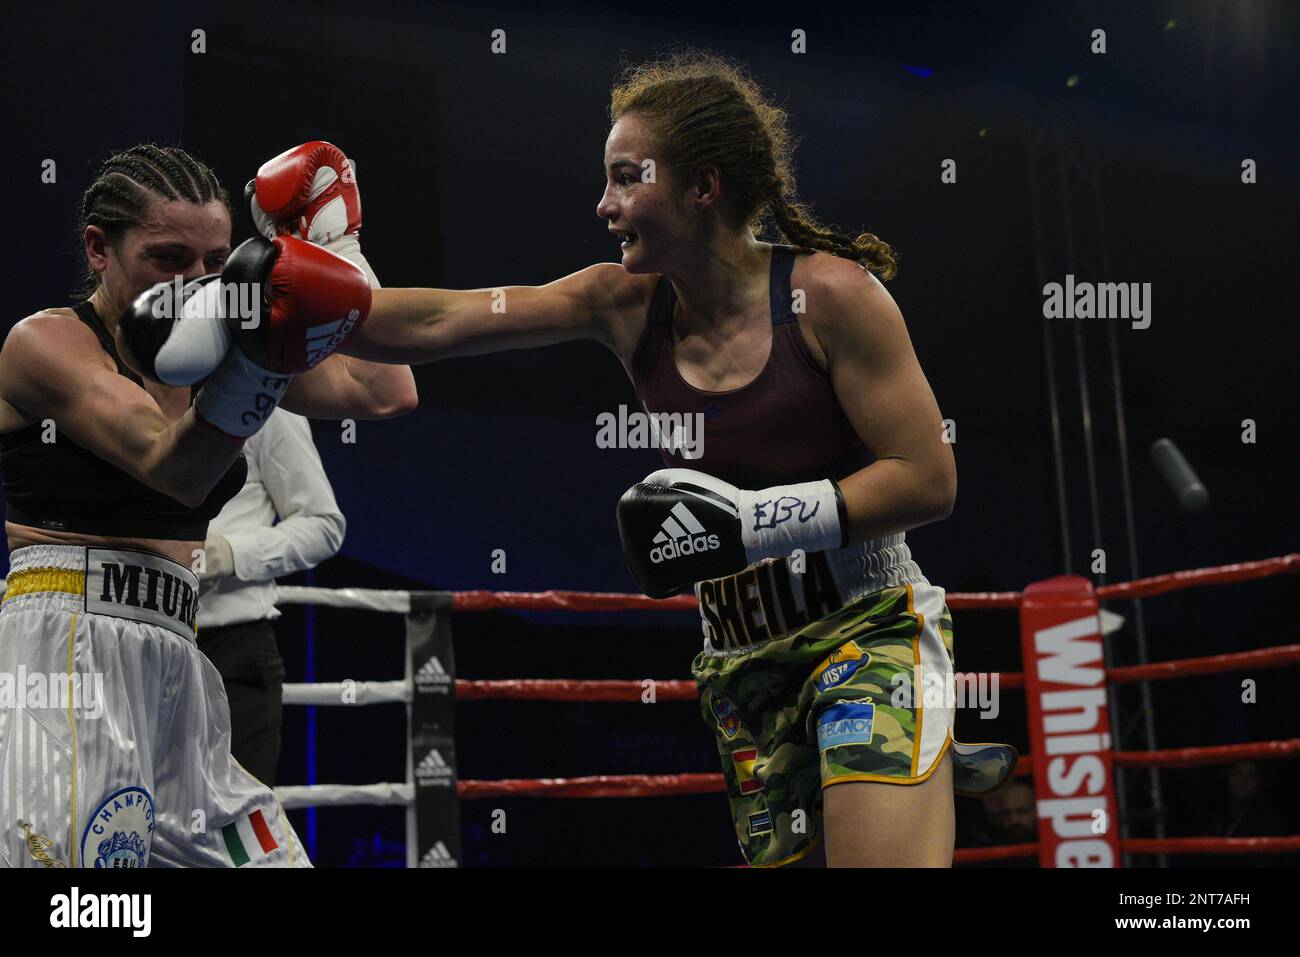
0, 301, 246, 540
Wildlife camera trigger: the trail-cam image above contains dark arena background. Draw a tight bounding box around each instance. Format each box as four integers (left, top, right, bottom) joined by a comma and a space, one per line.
2, 0, 1297, 881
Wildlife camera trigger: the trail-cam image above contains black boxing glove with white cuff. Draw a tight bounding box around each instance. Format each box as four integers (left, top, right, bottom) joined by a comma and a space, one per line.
616, 468, 848, 599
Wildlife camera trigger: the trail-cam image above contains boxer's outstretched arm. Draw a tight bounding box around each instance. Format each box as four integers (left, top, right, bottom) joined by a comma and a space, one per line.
340, 263, 629, 363
281, 354, 418, 420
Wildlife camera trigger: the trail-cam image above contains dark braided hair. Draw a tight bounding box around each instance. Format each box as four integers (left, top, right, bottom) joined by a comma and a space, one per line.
76, 144, 232, 299
609, 49, 898, 280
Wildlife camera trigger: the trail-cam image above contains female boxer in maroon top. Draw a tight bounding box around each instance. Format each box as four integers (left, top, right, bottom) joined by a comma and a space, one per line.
309, 52, 1015, 866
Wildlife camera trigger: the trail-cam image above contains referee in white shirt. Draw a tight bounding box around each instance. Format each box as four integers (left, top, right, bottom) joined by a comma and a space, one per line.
197, 408, 346, 786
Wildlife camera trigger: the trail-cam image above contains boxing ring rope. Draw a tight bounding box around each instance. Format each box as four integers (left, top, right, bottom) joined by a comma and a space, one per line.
301, 552, 1283, 615
0, 553, 1292, 864
259, 552, 1298, 866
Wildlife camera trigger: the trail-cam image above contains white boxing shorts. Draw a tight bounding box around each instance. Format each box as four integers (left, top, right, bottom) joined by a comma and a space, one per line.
0, 544, 309, 868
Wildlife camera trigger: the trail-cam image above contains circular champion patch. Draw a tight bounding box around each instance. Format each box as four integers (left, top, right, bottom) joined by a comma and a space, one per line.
81, 786, 155, 868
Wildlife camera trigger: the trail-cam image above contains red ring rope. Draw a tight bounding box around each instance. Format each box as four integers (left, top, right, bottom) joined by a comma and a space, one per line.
441, 554, 1299, 862
448, 553, 1298, 613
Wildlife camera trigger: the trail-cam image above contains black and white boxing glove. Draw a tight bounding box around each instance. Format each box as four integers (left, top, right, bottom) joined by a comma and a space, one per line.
616, 468, 848, 599
117, 273, 232, 385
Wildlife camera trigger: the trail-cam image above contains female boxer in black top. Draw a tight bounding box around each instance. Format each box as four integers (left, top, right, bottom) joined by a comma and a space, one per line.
0, 144, 414, 867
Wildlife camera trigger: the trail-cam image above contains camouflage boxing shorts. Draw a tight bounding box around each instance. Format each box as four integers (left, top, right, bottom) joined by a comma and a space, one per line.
692, 581, 956, 866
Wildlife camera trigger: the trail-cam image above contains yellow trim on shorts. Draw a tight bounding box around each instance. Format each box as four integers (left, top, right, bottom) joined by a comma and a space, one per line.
821, 732, 954, 788
752, 833, 823, 868
3, 567, 86, 601
66, 614, 80, 868
818, 582, 948, 789
908, 583, 924, 777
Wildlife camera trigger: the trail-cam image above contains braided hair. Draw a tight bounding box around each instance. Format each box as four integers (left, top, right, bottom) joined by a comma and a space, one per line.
76, 144, 232, 299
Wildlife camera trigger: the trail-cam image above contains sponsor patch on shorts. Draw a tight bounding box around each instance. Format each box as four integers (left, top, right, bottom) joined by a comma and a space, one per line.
748, 810, 773, 836
812, 640, 869, 693
709, 691, 741, 739
816, 701, 876, 751
82, 786, 154, 868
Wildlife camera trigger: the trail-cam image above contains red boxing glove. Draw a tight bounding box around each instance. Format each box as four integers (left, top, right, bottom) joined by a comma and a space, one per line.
248, 141, 361, 245
194, 236, 372, 437
250, 235, 372, 373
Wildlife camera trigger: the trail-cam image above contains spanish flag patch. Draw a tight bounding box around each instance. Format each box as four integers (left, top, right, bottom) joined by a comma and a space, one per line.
732, 747, 762, 794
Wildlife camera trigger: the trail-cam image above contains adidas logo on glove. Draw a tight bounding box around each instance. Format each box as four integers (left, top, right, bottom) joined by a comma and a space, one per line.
649, 502, 720, 564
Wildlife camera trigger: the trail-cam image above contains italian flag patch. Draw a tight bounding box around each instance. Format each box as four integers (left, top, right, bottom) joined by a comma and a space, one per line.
222, 810, 279, 866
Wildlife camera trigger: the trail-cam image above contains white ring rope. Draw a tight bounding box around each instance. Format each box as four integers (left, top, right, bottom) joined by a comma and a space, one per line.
282, 679, 412, 706
276, 782, 414, 809
267, 586, 424, 817
0, 578, 418, 813
274, 585, 413, 614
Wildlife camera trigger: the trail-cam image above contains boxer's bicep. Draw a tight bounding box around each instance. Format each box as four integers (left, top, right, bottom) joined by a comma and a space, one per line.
821, 276, 956, 513
1, 313, 177, 487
